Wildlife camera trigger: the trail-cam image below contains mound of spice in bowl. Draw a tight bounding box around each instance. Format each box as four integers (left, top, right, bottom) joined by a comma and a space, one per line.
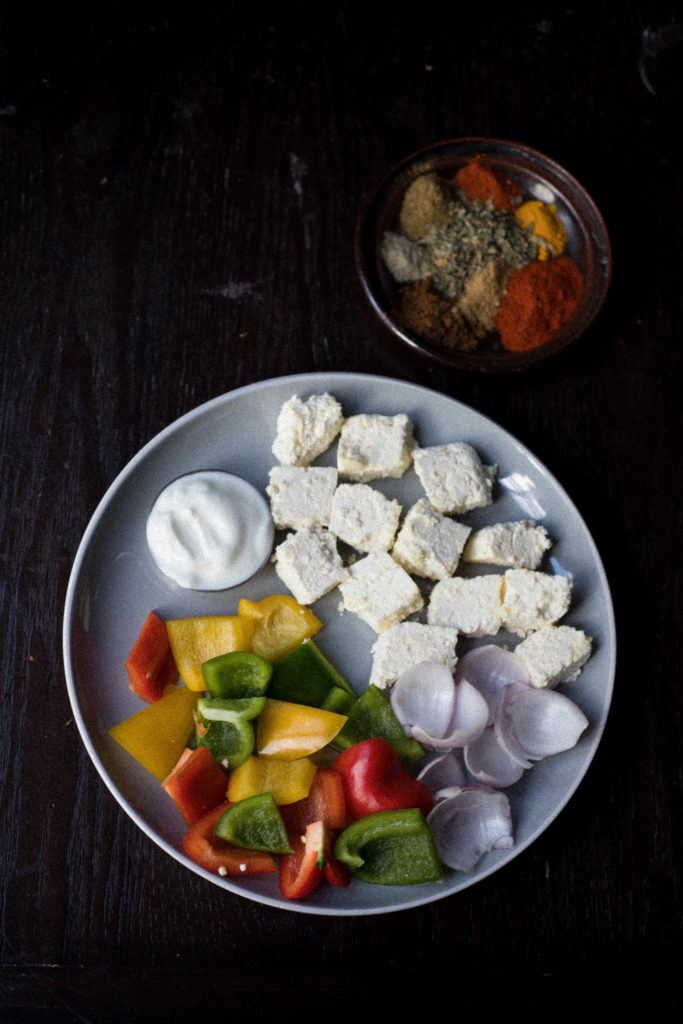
380, 156, 583, 354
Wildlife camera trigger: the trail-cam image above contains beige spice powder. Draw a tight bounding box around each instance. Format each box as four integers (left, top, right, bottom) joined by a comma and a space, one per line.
459, 258, 512, 334
398, 173, 456, 241
398, 278, 479, 352
398, 258, 512, 352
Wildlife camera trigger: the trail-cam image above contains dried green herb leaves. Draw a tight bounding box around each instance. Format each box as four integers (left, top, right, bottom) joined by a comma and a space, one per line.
423, 192, 537, 299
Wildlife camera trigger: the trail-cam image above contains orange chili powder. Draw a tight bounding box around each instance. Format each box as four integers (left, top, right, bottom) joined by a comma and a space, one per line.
495, 256, 583, 352
455, 156, 522, 213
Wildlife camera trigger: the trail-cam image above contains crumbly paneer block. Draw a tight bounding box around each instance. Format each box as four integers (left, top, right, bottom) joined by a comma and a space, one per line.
369, 622, 459, 689
427, 574, 504, 637
392, 498, 472, 580
500, 568, 572, 637
339, 551, 423, 633
328, 483, 402, 553
267, 466, 338, 529
463, 520, 552, 570
273, 524, 349, 605
337, 413, 416, 482
514, 624, 593, 688
412, 442, 496, 514
271, 393, 344, 466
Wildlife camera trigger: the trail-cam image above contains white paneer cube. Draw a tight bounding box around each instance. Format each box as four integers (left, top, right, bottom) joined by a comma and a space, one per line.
392, 498, 472, 580
514, 625, 593, 688
273, 524, 349, 605
369, 622, 459, 690
328, 483, 401, 553
337, 413, 415, 482
412, 442, 496, 514
339, 551, 423, 633
500, 568, 572, 637
463, 520, 552, 570
271, 393, 344, 466
267, 466, 338, 529
427, 574, 504, 637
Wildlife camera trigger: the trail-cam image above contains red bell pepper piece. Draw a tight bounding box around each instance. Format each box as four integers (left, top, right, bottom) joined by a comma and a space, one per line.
182, 801, 277, 876
125, 611, 178, 703
322, 841, 351, 888
279, 768, 350, 890
162, 746, 228, 827
333, 737, 434, 820
279, 820, 327, 899
279, 768, 347, 835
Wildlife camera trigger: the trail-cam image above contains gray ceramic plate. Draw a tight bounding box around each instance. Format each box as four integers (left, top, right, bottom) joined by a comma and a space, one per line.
63, 372, 616, 915
356, 138, 612, 371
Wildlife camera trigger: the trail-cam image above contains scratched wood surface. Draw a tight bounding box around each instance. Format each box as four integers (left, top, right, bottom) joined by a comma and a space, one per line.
1, 1, 681, 1019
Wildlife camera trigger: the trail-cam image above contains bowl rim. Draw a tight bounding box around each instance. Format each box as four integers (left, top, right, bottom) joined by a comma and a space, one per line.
355, 136, 613, 372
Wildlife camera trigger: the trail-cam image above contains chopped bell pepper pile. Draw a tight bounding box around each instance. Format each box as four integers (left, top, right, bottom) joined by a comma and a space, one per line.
110, 595, 444, 899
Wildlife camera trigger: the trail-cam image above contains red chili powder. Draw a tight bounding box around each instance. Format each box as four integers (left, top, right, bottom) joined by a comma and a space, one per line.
455, 156, 522, 213
495, 257, 584, 352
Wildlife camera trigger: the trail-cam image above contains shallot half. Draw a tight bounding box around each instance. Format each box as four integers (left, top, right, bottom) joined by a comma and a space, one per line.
454, 644, 531, 726
495, 686, 589, 767
417, 752, 468, 792
427, 785, 514, 874
464, 726, 526, 788
391, 662, 488, 751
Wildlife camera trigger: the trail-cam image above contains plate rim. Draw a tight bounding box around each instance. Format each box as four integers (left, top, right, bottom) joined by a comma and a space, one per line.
62, 371, 617, 916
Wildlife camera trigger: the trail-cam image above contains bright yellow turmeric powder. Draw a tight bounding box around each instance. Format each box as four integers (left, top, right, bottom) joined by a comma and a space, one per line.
515, 200, 567, 260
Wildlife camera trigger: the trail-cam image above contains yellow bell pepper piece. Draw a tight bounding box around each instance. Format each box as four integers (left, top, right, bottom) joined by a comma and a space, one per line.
227, 754, 317, 805
238, 595, 322, 662
166, 615, 255, 691
256, 698, 347, 760
108, 685, 198, 781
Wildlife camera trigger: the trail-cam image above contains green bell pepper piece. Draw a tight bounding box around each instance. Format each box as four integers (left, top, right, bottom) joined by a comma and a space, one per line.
330, 684, 424, 762
214, 792, 293, 854
195, 695, 266, 770
319, 685, 356, 715
201, 651, 273, 698
334, 808, 442, 886
267, 640, 356, 707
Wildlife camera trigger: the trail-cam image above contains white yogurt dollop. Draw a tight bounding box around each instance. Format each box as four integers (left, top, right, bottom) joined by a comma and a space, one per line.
146, 470, 274, 590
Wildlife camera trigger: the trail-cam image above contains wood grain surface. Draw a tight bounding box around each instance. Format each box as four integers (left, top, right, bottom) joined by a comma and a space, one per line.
1, 1, 681, 1019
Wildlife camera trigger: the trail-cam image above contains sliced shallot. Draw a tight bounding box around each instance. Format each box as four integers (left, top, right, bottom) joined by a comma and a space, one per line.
390, 640, 591, 878
391, 663, 489, 751
417, 752, 467, 793
427, 785, 514, 873
410, 678, 489, 750
495, 686, 589, 765
391, 662, 456, 740
464, 726, 526, 788
454, 644, 532, 726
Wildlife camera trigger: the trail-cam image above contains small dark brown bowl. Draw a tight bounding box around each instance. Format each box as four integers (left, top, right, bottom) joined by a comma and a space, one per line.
356, 137, 612, 372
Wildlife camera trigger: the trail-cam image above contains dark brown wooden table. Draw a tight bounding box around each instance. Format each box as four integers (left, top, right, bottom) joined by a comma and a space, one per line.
1, 2, 681, 1019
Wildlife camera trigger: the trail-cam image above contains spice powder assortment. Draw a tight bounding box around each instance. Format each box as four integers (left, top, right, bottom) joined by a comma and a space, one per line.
380, 155, 583, 354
